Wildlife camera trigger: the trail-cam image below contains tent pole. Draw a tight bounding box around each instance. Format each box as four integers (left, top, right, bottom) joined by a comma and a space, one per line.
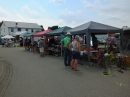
107, 29, 109, 53
31, 36, 34, 45
60, 34, 63, 57
120, 30, 124, 54
23, 37, 25, 47
86, 29, 91, 66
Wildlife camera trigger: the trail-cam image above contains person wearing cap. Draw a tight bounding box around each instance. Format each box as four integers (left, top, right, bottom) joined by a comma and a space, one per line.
69, 35, 80, 71
60, 32, 72, 66
39, 38, 45, 56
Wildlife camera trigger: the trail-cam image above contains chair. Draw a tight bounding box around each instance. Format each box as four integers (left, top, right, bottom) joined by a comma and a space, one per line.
91, 50, 104, 66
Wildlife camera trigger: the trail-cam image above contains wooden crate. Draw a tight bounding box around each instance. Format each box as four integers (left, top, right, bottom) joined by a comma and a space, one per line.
80, 45, 87, 51
25, 46, 28, 50
124, 56, 130, 66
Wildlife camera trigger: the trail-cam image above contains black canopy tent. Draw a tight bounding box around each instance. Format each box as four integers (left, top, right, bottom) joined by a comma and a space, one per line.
67, 21, 123, 66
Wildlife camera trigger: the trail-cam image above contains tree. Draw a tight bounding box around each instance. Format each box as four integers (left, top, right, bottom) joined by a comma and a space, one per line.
48, 26, 51, 29
40, 25, 44, 31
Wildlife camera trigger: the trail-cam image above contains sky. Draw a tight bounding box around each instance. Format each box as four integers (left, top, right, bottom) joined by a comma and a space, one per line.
0, 0, 130, 30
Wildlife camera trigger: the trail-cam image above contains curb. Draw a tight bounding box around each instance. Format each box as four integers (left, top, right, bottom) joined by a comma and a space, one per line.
0, 57, 13, 97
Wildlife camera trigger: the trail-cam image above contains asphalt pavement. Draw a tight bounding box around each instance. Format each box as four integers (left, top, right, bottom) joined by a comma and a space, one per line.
0, 47, 130, 97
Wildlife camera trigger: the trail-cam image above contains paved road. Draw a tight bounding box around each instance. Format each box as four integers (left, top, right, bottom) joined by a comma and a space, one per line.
0, 47, 130, 97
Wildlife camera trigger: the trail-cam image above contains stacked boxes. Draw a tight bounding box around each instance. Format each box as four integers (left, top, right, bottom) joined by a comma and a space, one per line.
124, 56, 130, 67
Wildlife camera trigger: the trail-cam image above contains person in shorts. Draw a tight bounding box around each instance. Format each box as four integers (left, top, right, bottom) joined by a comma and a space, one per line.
69, 35, 80, 71
39, 38, 45, 57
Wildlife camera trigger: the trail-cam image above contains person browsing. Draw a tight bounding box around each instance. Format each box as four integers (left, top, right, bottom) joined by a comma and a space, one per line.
69, 35, 80, 71
108, 34, 117, 52
60, 32, 72, 67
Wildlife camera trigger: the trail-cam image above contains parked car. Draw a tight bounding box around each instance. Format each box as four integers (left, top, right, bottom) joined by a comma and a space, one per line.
97, 38, 106, 43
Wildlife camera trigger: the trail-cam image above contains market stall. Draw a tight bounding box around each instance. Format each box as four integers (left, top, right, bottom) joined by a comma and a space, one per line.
67, 21, 122, 66
23, 31, 40, 50
1, 35, 15, 47
45, 26, 72, 56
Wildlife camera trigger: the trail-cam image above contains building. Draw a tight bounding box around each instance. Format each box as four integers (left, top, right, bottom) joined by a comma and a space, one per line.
0, 21, 42, 36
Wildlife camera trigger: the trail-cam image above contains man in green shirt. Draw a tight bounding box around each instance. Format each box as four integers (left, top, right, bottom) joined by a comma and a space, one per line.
61, 32, 72, 66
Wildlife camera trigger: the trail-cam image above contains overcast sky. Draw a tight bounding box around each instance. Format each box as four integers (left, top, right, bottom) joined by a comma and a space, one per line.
0, 0, 130, 29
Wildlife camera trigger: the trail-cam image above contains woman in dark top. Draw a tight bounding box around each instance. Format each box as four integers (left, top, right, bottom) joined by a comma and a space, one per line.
91, 34, 98, 50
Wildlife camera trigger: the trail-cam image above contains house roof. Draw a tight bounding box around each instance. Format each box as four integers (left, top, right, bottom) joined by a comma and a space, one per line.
2, 21, 42, 29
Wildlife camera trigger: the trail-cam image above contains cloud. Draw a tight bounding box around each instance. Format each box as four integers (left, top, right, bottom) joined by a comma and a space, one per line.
49, 0, 66, 5
79, 0, 130, 27
21, 5, 41, 18
98, 0, 130, 24
58, 8, 89, 27
0, 7, 11, 17
81, 0, 95, 8
38, 7, 46, 12
0, 6, 74, 30
94, 0, 101, 4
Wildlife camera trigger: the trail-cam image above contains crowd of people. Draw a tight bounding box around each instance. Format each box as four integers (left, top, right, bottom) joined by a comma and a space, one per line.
1, 32, 117, 71
60, 32, 117, 71
1, 38, 15, 47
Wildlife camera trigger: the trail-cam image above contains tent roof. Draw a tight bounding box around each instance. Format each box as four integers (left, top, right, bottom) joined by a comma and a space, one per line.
14, 31, 28, 36
33, 29, 52, 37
45, 26, 72, 36
23, 31, 40, 37
1, 35, 15, 39
68, 21, 122, 34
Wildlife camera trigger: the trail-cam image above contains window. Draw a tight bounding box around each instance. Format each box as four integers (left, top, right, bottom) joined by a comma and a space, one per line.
26, 29, 28, 31
18, 28, 21, 31
11, 28, 14, 32
31, 29, 33, 32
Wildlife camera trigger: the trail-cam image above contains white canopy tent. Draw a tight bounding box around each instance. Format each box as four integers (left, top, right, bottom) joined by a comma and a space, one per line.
14, 31, 28, 37
1, 35, 15, 39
